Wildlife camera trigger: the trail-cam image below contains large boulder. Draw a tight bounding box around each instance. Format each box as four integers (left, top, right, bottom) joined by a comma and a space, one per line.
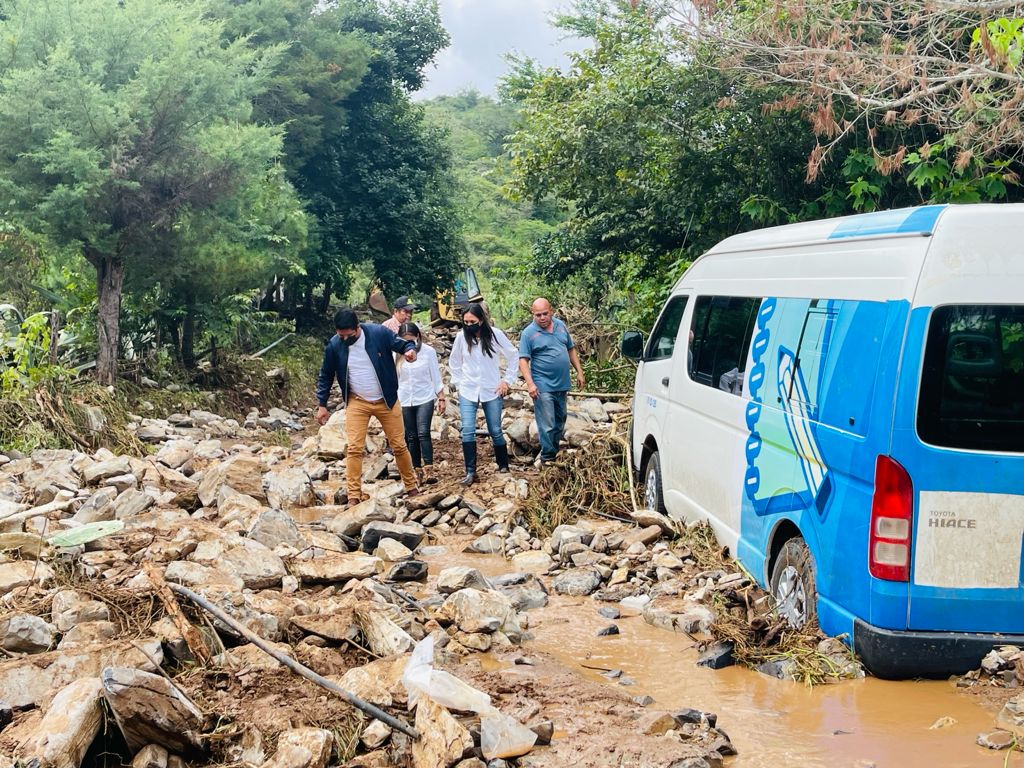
325, 499, 392, 538
0, 612, 56, 653
83, 457, 133, 485
101, 667, 206, 755
154, 439, 196, 470
197, 454, 266, 506
551, 569, 602, 596
263, 468, 315, 511
14, 677, 103, 768
436, 567, 491, 595
190, 536, 286, 590
437, 588, 521, 636
247, 508, 308, 551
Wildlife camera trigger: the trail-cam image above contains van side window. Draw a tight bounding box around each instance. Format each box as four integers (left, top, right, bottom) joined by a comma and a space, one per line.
918, 304, 1024, 452
787, 300, 840, 413
645, 296, 689, 361
690, 296, 761, 395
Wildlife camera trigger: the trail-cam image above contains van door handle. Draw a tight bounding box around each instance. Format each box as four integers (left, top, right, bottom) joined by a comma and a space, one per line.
661, 377, 670, 387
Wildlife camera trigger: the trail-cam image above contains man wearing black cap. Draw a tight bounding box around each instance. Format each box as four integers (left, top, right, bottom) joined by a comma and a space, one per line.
383, 296, 416, 333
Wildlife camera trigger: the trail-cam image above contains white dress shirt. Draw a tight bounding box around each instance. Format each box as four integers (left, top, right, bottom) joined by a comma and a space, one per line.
398, 343, 443, 407
347, 331, 384, 402
449, 327, 519, 403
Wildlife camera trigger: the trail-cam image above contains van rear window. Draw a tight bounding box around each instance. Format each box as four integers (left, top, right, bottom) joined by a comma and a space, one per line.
918, 305, 1024, 452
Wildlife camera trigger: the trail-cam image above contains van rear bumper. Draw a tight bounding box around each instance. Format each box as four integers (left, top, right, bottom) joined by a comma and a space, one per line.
854, 618, 1024, 679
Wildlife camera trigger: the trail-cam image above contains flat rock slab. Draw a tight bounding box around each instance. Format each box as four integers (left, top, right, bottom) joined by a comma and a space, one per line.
289, 554, 382, 584
101, 666, 206, 755
15, 677, 103, 768
0, 639, 163, 709
324, 500, 392, 538
0, 560, 55, 595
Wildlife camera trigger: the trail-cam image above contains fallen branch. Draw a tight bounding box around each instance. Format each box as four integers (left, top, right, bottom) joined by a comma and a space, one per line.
165, 581, 420, 740
143, 563, 212, 667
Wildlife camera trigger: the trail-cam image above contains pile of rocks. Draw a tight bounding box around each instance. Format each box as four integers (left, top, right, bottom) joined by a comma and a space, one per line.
0, 394, 625, 768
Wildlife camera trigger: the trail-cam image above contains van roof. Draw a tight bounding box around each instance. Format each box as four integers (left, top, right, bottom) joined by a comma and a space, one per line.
705, 205, 948, 256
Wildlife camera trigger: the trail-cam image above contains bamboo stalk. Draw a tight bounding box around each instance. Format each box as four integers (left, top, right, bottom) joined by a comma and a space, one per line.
165, 581, 420, 740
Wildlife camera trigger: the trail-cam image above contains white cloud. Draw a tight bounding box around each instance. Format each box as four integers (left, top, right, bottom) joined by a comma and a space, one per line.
416, 0, 584, 99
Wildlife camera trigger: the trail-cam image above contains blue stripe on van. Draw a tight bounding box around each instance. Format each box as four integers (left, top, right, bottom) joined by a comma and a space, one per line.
827, 205, 946, 240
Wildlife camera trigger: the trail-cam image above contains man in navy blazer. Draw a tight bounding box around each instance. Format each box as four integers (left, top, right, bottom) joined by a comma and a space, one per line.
316, 308, 421, 505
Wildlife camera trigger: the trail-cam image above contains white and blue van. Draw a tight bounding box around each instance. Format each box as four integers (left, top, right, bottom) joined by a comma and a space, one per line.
623, 204, 1024, 678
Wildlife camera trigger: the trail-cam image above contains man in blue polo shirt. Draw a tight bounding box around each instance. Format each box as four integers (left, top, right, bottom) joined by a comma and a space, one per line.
518, 298, 586, 463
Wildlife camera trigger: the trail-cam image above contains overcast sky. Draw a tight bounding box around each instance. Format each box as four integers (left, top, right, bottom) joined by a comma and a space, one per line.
416, 0, 584, 99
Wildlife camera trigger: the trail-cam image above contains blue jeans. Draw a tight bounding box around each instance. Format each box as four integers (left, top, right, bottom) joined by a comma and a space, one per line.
459, 395, 506, 446
402, 400, 435, 467
535, 390, 568, 460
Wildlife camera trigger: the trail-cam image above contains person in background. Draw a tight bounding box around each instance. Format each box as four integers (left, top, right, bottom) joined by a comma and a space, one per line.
449, 303, 519, 485
396, 322, 445, 485
518, 297, 586, 464
383, 296, 416, 333
315, 309, 420, 506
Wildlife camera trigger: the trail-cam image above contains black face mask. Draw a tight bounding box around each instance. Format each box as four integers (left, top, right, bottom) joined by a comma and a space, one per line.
340, 334, 357, 347
463, 324, 481, 338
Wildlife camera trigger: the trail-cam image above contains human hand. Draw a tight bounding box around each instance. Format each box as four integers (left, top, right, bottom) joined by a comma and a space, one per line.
527, 382, 539, 399
316, 406, 330, 426
435, 397, 446, 415
576, 371, 586, 391
404, 349, 417, 362
497, 381, 510, 398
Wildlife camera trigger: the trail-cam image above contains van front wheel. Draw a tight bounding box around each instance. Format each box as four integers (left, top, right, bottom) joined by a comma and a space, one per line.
770, 537, 817, 629
643, 451, 666, 514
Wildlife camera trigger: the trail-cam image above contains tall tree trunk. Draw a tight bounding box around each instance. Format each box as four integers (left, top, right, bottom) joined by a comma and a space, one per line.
318, 279, 332, 315
181, 304, 196, 370
95, 256, 124, 386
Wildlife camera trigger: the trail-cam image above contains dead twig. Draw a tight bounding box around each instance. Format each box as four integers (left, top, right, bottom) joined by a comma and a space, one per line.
143, 562, 213, 666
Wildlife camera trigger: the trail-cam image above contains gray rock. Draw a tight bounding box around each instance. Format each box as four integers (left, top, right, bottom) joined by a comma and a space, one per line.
598, 607, 621, 620
0, 612, 56, 653
155, 439, 196, 469
465, 533, 504, 554
551, 569, 602, 596
84, 457, 133, 485
597, 625, 620, 637
696, 642, 735, 670
72, 487, 118, 523
326, 499, 392, 537
247, 508, 308, 551
496, 575, 549, 611
112, 489, 155, 519
437, 566, 491, 594
262, 467, 315, 511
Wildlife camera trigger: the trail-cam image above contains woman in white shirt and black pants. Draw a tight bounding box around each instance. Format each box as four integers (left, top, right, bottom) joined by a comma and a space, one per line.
396, 323, 445, 485
449, 303, 519, 485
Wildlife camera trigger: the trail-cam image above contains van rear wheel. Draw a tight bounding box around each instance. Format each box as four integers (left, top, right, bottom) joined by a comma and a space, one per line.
770, 537, 817, 629
643, 451, 666, 514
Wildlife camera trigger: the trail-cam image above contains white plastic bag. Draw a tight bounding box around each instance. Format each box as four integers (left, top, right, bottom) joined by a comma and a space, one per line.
480, 711, 539, 760
402, 635, 493, 714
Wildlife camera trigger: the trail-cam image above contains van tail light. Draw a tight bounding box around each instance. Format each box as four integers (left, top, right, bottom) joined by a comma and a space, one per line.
869, 455, 914, 582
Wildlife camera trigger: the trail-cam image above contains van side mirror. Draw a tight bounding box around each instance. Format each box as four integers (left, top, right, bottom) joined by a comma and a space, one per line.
621, 331, 645, 361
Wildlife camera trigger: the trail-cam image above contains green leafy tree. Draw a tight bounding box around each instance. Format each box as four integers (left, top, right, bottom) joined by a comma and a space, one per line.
0, 0, 291, 384
209, 0, 462, 318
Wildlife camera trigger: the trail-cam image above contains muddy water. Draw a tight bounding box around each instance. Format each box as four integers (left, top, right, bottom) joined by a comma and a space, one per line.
419, 543, 1021, 768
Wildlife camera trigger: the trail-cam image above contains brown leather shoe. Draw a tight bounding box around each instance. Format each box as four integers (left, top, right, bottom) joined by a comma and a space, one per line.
406, 487, 422, 499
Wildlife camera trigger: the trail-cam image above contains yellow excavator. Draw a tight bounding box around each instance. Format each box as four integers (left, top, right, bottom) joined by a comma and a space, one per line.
430, 266, 483, 327
367, 267, 483, 327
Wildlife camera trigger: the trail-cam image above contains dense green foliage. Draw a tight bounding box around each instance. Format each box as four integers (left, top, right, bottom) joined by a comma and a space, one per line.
501, 0, 1023, 330
0, 0, 461, 385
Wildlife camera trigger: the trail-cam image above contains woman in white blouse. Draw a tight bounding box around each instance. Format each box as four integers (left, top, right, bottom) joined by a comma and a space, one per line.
449, 303, 518, 485
396, 323, 445, 485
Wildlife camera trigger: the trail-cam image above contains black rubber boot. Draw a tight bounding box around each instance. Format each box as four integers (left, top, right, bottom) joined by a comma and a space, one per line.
494, 442, 510, 473
461, 441, 477, 486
